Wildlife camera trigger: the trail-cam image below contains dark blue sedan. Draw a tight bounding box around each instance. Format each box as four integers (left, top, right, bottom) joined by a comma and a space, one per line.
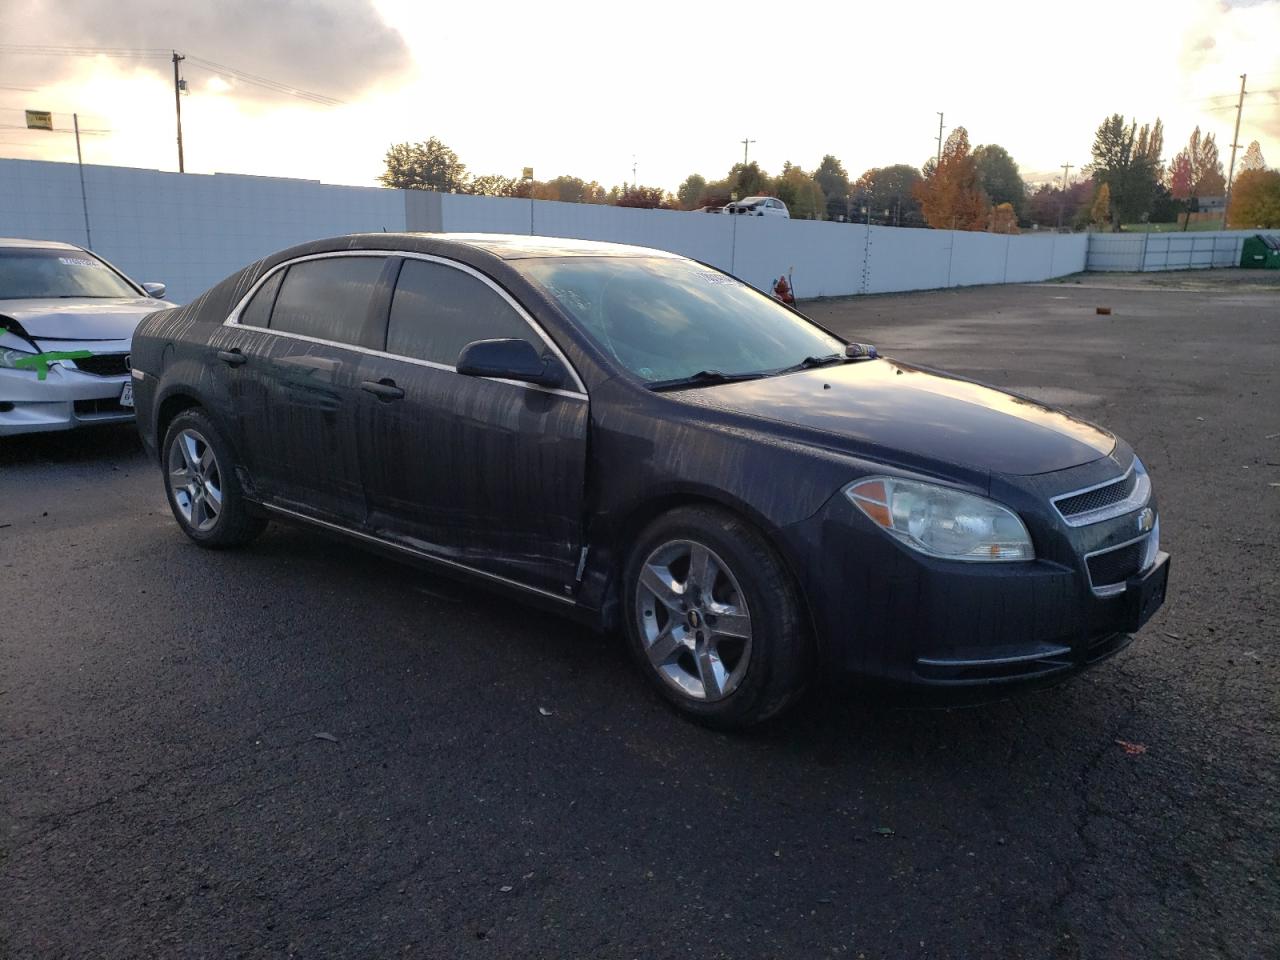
129, 234, 1170, 728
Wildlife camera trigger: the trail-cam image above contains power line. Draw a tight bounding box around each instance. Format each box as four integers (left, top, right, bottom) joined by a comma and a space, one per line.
0, 43, 343, 106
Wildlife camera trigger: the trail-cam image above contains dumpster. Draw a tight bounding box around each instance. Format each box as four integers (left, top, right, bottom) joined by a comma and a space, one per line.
1240, 234, 1280, 269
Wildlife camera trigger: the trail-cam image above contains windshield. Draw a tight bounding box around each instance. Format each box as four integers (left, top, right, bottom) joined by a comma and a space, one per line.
515, 257, 845, 384
0, 248, 140, 299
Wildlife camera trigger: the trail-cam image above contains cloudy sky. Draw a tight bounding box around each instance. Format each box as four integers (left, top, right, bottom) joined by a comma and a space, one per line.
1, 0, 1277, 192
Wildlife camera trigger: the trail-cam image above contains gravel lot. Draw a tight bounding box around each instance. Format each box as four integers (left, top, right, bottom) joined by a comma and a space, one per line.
2, 271, 1277, 959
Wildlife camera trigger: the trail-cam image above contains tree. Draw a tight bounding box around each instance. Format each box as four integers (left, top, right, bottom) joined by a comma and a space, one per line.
1167, 126, 1225, 228
1227, 168, 1280, 228
1239, 140, 1266, 173
378, 137, 468, 192
853, 165, 924, 226
973, 144, 1026, 216
771, 163, 826, 219
677, 174, 707, 209
913, 127, 989, 230
726, 161, 770, 200
813, 154, 851, 220
1091, 182, 1112, 227
1025, 179, 1093, 230
469, 174, 515, 197
988, 202, 1020, 234
614, 184, 667, 208
1088, 114, 1164, 228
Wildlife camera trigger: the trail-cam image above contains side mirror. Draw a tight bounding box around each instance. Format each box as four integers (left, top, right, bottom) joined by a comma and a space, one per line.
456, 338, 566, 388
844, 342, 878, 360
142, 282, 167, 299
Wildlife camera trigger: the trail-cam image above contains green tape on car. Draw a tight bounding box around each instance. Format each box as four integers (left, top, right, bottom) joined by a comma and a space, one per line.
12, 350, 94, 381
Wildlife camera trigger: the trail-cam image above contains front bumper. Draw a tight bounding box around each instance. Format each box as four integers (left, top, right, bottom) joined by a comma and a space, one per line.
778, 456, 1169, 688
0, 344, 134, 436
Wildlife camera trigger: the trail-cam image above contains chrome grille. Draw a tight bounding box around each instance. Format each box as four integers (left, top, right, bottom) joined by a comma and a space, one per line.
1056, 472, 1137, 518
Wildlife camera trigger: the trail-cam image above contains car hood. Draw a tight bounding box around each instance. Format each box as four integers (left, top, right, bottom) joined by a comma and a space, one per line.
0, 297, 173, 341
676, 359, 1116, 477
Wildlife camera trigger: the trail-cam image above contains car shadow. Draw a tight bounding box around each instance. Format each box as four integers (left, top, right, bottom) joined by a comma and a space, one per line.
0, 424, 144, 468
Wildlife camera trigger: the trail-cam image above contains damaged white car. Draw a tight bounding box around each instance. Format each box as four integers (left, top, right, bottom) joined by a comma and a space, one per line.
0, 238, 173, 436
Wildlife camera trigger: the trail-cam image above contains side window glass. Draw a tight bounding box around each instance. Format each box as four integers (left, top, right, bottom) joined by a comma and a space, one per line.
239, 269, 283, 328
269, 257, 386, 347
387, 259, 535, 366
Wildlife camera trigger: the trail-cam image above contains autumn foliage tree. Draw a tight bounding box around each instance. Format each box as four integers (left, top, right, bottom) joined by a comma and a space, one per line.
913, 127, 989, 230
1238, 141, 1266, 173
1168, 126, 1225, 227
1227, 169, 1280, 228
988, 202, 1020, 234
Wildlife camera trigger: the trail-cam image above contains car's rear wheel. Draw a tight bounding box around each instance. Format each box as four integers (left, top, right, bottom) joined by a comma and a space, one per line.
162, 409, 265, 548
623, 505, 811, 729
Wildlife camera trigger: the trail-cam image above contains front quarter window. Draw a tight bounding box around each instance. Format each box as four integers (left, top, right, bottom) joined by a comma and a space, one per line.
514, 257, 844, 383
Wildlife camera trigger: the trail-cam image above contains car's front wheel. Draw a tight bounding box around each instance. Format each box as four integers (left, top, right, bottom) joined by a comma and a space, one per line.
623, 505, 811, 729
162, 409, 266, 548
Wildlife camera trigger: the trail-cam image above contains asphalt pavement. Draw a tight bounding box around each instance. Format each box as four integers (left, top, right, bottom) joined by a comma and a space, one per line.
2, 271, 1277, 959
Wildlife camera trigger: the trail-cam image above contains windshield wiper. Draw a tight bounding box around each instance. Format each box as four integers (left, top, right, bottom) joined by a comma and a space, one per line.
646, 369, 766, 391
776, 353, 849, 374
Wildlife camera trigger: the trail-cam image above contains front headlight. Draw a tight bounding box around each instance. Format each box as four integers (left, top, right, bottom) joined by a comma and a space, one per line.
0, 345, 36, 369
845, 476, 1034, 562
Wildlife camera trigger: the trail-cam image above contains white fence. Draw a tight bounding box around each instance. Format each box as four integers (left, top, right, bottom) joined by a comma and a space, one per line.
0, 157, 1091, 303
1085, 231, 1255, 272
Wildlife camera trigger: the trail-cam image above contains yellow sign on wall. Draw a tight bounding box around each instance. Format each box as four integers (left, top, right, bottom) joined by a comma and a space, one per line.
25, 110, 53, 131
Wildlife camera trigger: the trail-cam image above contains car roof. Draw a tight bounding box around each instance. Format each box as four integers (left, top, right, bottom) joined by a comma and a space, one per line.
0, 237, 84, 251
429, 233, 682, 260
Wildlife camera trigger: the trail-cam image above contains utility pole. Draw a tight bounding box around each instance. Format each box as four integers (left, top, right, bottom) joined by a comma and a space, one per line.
632, 155, 637, 185
1057, 163, 1074, 230
1223, 73, 1247, 229
741, 137, 755, 166
73, 113, 92, 249
935, 112, 946, 166
172, 50, 186, 173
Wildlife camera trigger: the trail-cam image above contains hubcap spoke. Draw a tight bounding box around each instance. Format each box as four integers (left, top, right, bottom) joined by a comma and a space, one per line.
198, 445, 216, 477
179, 433, 200, 472
646, 623, 683, 667
708, 608, 751, 640
687, 543, 716, 594
695, 646, 727, 699
639, 563, 684, 611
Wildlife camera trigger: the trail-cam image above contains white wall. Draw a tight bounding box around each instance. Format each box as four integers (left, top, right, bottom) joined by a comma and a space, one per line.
0, 160, 405, 301
1, 157, 1090, 303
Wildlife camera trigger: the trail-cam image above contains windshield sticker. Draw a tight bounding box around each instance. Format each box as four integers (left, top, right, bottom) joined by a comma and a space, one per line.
696, 272, 734, 285
58, 257, 102, 267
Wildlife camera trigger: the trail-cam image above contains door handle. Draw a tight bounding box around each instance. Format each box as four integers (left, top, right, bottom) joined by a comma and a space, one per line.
361, 378, 405, 401
216, 349, 247, 367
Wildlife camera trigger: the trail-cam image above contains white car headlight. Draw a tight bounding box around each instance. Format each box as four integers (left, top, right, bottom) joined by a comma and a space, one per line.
0, 344, 37, 369
845, 476, 1034, 562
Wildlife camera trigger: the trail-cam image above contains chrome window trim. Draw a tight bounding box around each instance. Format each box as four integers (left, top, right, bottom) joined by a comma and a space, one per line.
261, 503, 577, 605
1051, 460, 1150, 527
222, 249, 588, 400
1083, 522, 1158, 598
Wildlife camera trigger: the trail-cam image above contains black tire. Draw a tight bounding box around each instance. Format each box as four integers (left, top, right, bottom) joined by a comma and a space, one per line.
622, 505, 812, 730
161, 408, 266, 548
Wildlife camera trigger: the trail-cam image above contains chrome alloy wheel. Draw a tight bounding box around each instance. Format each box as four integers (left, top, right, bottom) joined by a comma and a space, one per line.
634, 539, 753, 701
167, 428, 223, 533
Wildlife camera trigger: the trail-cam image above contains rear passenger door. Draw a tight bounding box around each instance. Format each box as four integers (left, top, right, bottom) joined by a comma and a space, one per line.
226, 254, 392, 525
355, 256, 589, 597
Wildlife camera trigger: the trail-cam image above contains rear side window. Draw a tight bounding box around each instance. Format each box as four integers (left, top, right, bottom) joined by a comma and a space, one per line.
387, 259, 534, 366
268, 256, 386, 347
239, 270, 283, 328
